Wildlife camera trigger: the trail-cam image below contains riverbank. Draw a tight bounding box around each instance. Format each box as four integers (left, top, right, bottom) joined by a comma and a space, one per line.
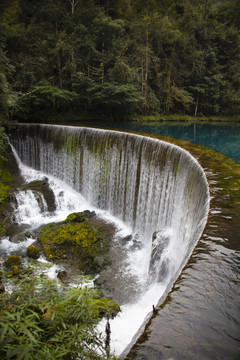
14, 110, 240, 125
129, 114, 240, 123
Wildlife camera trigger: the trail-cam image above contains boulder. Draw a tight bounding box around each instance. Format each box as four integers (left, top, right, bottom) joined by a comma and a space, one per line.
36, 211, 116, 276
3, 255, 21, 268
27, 244, 40, 259
57, 270, 68, 282
22, 178, 56, 212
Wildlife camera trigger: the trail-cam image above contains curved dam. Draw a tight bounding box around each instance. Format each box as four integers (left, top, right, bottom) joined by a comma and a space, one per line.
9, 124, 210, 354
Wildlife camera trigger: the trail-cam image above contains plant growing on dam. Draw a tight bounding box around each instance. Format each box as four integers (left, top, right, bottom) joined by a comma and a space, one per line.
0, 276, 118, 360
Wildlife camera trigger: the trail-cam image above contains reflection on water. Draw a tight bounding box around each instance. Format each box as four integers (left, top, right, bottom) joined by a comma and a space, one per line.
119, 122, 240, 164
130, 236, 240, 360
77, 121, 240, 163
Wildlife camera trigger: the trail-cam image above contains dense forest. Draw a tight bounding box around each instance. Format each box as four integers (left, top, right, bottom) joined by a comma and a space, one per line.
0, 0, 240, 122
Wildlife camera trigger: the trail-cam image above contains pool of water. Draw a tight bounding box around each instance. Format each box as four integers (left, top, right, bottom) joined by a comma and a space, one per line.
74, 121, 240, 163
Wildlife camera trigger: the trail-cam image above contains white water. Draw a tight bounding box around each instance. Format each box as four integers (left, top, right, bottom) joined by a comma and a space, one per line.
8, 125, 210, 356
6, 152, 160, 355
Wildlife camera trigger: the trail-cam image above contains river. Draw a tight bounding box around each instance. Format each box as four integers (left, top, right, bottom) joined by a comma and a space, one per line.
3, 121, 240, 359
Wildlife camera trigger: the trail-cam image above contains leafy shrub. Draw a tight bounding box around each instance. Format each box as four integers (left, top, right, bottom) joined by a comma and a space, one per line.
0, 276, 118, 360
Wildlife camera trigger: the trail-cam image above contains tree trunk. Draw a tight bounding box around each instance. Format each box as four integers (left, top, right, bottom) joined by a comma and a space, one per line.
68, 0, 78, 15
194, 97, 199, 116
55, 23, 63, 89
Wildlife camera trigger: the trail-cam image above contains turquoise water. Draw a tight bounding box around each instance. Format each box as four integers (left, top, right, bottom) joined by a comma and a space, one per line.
77, 121, 240, 163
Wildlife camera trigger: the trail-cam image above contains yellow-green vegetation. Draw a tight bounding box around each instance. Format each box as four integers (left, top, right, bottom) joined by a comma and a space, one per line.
0, 127, 15, 236
130, 114, 240, 123
0, 170, 12, 207
27, 245, 40, 259
6, 265, 20, 278
38, 212, 114, 274
0, 169, 13, 236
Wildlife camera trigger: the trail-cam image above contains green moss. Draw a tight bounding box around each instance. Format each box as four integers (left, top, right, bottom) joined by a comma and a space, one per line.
3, 256, 21, 268
44, 246, 54, 260
27, 245, 40, 259
0, 225, 6, 236
66, 212, 87, 223
37, 212, 113, 274
0, 170, 12, 207
65, 135, 77, 156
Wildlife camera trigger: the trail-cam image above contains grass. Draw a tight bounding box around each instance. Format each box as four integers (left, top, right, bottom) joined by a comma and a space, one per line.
129, 114, 240, 123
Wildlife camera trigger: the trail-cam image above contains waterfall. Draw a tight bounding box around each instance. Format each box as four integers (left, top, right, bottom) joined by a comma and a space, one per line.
9, 124, 210, 355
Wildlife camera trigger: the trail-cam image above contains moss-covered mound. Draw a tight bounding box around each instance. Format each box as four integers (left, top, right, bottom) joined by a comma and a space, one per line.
27, 244, 40, 259
3, 255, 21, 268
37, 211, 115, 275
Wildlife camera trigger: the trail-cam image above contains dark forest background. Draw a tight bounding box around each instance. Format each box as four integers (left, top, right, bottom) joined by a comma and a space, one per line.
0, 0, 240, 122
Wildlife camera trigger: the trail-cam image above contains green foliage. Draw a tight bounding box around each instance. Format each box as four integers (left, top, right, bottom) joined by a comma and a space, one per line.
0, 127, 8, 151
0, 0, 239, 118
19, 82, 78, 115
87, 82, 142, 113
0, 276, 118, 360
0, 128, 9, 207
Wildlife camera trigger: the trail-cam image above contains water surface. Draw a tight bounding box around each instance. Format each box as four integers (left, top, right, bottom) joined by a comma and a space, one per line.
74, 121, 240, 163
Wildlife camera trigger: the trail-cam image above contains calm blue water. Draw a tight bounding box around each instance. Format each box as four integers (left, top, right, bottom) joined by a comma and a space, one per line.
76, 121, 240, 163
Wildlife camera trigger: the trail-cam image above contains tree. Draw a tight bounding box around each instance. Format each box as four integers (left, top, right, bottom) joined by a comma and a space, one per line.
68, 0, 79, 15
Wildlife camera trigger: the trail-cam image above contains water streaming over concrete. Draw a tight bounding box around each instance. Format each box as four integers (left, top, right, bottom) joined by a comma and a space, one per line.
9, 124, 210, 355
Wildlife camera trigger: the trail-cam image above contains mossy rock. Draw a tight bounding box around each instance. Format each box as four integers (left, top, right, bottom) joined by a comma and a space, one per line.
57, 270, 68, 282
66, 212, 88, 223
0, 270, 3, 280
27, 245, 40, 259
37, 211, 115, 275
3, 255, 21, 268
22, 178, 56, 212
0, 284, 5, 293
